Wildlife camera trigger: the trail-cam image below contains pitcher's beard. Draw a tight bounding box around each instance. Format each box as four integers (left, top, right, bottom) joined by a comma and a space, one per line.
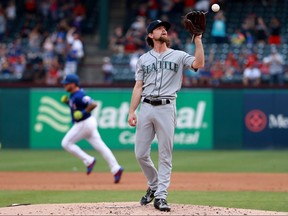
157, 36, 170, 47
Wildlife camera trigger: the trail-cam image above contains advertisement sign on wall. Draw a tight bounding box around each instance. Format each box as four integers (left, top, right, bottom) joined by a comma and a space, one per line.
30, 89, 213, 150
243, 91, 288, 149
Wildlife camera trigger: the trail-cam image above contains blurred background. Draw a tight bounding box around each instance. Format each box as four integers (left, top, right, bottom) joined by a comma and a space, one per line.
0, 0, 287, 87
0, 0, 288, 150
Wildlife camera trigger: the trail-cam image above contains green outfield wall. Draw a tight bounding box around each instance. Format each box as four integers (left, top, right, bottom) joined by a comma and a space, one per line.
29, 89, 213, 150
1, 88, 288, 149
213, 90, 243, 149
0, 88, 30, 149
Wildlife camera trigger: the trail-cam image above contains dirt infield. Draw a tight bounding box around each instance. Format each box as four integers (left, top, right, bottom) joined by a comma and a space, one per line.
0, 172, 288, 215
1, 202, 287, 215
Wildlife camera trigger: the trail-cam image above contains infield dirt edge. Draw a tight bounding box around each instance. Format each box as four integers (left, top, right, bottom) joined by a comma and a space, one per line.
0, 202, 287, 215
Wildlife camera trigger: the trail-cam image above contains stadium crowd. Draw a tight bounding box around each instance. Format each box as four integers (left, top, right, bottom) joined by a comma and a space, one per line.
0, 0, 286, 87
108, 0, 287, 86
0, 0, 86, 84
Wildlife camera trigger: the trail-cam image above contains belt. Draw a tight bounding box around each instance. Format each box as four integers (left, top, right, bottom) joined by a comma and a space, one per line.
143, 98, 170, 106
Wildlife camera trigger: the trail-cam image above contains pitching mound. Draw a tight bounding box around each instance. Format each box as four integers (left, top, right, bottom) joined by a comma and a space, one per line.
0, 202, 287, 215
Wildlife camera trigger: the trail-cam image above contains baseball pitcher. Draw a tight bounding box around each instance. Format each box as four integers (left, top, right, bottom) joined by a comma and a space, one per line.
128, 12, 205, 212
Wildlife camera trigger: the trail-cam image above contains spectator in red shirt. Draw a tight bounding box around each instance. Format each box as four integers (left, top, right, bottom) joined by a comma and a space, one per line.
210, 60, 224, 86
147, 0, 160, 20
268, 17, 281, 45
124, 36, 138, 53
73, 1, 86, 32
223, 52, 241, 80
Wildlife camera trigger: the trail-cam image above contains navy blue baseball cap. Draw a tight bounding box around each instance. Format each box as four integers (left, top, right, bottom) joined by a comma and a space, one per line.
61, 74, 79, 85
146, 20, 171, 34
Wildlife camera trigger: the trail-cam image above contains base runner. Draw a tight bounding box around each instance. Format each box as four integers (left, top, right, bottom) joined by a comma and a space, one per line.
61, 74, 123, 183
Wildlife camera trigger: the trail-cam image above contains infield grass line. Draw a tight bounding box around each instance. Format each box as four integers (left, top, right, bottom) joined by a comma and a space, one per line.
0, 190, 287, 212
0, 150, 288, 172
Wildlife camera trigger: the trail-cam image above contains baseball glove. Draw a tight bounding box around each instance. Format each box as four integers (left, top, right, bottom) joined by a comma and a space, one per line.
183, 11, 206, 37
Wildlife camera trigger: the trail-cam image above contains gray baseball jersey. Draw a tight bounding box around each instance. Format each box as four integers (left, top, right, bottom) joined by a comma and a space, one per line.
134, 48, 196, 200
135, 48, 196, 99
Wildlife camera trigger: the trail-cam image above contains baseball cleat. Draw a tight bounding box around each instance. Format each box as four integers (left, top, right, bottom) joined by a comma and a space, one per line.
86, 158, 96, 175
140, 188, 156, 205
154, 198, 171, 212
114, 167, 123, 183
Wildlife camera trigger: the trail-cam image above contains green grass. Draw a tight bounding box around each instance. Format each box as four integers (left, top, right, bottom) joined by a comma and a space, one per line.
0, 150, 288, 173
0, 150, 287, 212
0, 191, 287, 212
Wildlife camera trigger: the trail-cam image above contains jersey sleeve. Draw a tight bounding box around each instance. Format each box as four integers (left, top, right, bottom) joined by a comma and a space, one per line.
182, 52, 197, 71
82, 95, 93, 104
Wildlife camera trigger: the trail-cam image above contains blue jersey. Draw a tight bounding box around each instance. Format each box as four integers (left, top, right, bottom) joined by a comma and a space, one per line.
69, 89, 93, 123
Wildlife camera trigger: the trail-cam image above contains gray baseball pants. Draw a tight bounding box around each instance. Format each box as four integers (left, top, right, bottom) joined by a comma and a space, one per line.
135, 101, 176, 199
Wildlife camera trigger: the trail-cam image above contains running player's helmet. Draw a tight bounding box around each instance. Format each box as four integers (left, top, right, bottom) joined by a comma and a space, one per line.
61, 74, 80, 86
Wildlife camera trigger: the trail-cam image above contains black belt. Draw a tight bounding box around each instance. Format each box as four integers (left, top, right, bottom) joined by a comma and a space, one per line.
143, 98, 170, 106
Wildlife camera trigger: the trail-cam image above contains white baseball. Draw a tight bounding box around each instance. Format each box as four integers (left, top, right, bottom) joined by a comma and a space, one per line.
211, 4, 220, 12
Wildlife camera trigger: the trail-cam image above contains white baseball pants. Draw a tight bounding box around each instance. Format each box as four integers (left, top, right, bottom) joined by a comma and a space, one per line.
61, 116, 121, 174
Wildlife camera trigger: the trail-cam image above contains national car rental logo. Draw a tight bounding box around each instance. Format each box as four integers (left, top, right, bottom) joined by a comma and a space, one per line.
245, 110, 267, 132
